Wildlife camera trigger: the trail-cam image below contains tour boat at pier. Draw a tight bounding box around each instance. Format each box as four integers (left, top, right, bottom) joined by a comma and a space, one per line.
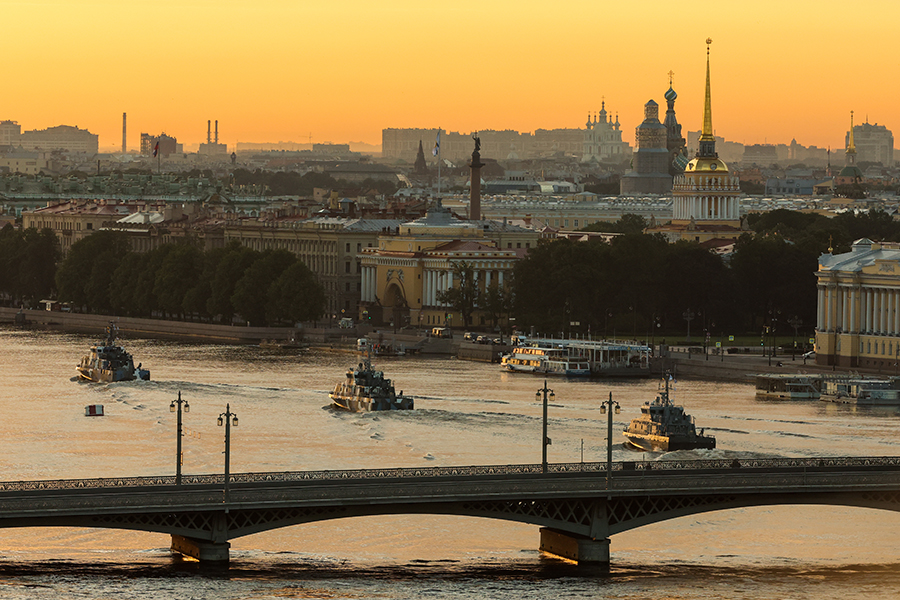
76, 323, 150, 383
623, 375, 715, 452
820, 376, 900, 405
500, 346, 591, 377
330, 357, 414, 412
754, 373, 828, 400
501, 338, 648, 377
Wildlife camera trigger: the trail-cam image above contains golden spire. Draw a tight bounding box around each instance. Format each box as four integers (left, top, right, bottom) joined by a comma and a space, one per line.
668, 70, 675, 86
700, 38, 714, 142
847, 110, 857, 154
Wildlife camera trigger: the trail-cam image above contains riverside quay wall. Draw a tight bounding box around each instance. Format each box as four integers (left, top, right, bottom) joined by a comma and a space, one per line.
0, 308, 298, 344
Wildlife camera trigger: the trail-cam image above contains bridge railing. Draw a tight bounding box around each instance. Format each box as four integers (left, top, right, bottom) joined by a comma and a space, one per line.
1, 455, 899, 493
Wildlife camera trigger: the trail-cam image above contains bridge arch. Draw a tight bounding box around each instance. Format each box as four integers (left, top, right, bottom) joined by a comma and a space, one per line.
2, 457, 900, 565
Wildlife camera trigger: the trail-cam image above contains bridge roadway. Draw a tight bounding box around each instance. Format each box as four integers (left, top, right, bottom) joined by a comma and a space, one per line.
0, 455, 899, 566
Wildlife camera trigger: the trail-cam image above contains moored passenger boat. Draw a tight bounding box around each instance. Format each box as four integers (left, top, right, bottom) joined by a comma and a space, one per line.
76, 323, 150, 383
500, 346, 590, 377
820, 376, 900, 405
754, 373, 827, 400
501, 338, 647, 377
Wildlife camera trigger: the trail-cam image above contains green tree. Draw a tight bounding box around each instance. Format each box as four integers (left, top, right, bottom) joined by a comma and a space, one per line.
109, 252, 147, 316
436, 261, 480, 328
208, 243, 260, 323
266, 262, 326, 325
480, 281, 512, 331
56, 230, 131, 311
154, 244, 203, 319
232, 249, 297, 325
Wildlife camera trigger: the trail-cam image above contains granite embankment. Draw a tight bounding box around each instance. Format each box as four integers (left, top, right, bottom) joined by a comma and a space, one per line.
0, 307, 306, 345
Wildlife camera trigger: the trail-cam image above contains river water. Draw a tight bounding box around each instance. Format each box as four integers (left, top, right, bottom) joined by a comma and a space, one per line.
1, 326, 899, 599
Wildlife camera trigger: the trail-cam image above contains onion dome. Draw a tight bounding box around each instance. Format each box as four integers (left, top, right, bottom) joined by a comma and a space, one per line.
664, 85, 677, 101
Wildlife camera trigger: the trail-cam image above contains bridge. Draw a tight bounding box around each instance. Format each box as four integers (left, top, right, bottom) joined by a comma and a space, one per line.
1, 455, 899, 567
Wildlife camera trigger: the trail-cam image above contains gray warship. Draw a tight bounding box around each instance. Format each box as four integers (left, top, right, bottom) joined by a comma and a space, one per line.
330, 357, 413, 412
623, 374, 715, 452
76, 323, 150, 383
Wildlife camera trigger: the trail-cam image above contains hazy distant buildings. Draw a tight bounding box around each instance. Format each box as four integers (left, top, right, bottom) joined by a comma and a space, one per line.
314, 143, 351, 154
836, 111, 864, 186
18, 125, 98, 154
846, 120, 893, 166
581, 102, 630, 162
620, 100, 672, 194
382, 125, 628, 163
0, 120, 21, 147
141, 133, 180, 157
198, 120, 228, 156
0, 149, 55, 175
741, 144, 779, 166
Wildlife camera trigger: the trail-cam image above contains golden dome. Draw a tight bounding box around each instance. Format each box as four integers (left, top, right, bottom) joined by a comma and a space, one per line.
685, 156, 728, 173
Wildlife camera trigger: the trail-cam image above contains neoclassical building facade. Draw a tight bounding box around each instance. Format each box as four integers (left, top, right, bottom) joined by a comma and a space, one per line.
359, 201, 535, 328
816, 238, 900, 369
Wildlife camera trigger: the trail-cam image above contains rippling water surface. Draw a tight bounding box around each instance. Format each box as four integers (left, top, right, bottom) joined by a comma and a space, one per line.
1, 326, 899, 599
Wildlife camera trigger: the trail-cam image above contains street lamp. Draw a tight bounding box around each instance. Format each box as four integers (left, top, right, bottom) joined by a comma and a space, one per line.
599, 392, 620, 484
169, 391, 190, 485
788, 316, 802, 361
536, 381, 554, 473
218, 404, 239, 503
683, 309, 695, 343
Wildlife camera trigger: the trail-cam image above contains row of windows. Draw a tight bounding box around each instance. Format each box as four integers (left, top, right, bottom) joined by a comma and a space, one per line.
864, 340, 899, 357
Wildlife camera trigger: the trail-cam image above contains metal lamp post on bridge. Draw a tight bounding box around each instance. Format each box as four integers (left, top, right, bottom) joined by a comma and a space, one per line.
600, 392, 620, 485
683, 309, 695, 343
536, 381, 554, 474
218, 404, 239, 503
788, 316, 802, 361
169, 392, 190, 485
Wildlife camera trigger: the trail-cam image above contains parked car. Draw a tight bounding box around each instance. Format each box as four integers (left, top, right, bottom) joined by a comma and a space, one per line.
464, 332, 477, 341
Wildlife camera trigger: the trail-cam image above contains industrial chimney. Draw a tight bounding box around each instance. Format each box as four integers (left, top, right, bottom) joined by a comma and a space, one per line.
122, 113, 127, 154
207, 120, 211, 144
215, 120, 219, 144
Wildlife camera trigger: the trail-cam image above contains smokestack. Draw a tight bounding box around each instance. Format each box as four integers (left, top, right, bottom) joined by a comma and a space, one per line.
122, 112, 127, 154
215, 120, 219, 144
207, 120, 211, 144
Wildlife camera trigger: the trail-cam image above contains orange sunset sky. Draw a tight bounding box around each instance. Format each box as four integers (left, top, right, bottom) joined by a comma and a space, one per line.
2, 0, 898, 153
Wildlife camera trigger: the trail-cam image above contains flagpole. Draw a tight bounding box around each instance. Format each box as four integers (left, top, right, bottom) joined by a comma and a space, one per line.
436, 128, 442, 199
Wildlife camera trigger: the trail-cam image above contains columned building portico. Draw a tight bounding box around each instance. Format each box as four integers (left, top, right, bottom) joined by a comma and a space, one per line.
358, 200, 535, 328
816, 238, 900, 368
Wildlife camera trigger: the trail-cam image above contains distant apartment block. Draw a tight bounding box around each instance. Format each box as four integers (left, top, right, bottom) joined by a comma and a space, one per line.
845, 121, 894, 166
19, 125, 98, 154
765, 177, 822, 195
0, 150, 56, 175
314, 143, 351, 154
742, 144, 779, 166
140, 133, 180, 157
0, 120, 21, 147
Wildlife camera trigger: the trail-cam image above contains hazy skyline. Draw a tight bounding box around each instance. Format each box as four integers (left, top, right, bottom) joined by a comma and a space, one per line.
2, 0, 897, 153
